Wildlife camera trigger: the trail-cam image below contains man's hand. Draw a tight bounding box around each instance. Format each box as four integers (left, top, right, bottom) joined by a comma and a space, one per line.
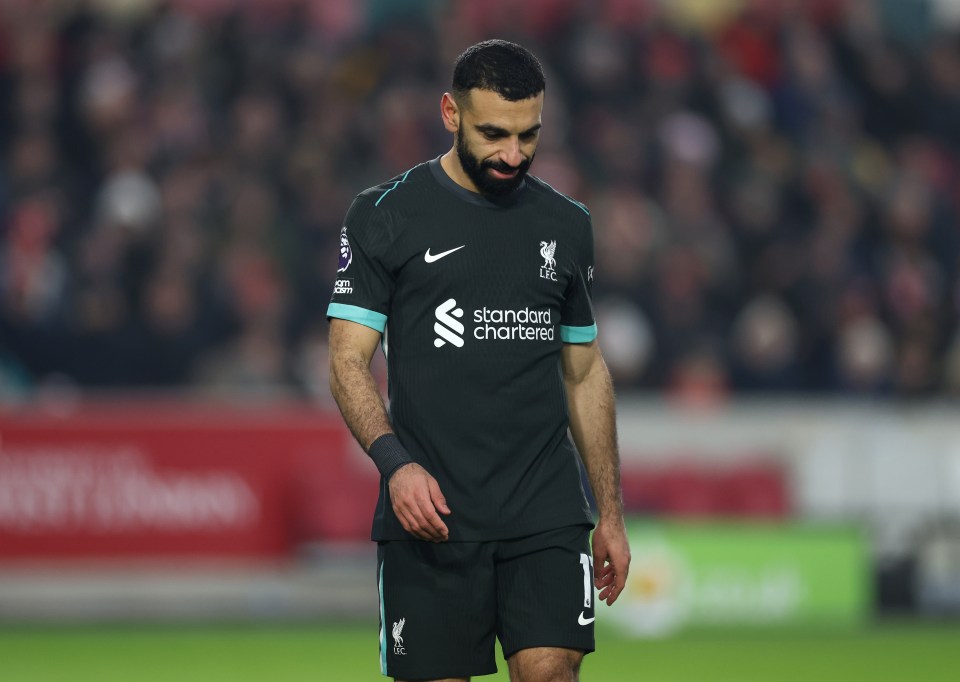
592, 515, 631, 605
388, 463, 451, 542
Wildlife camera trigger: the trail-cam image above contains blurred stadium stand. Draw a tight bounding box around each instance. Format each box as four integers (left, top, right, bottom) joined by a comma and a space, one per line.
2, 0, 960, 624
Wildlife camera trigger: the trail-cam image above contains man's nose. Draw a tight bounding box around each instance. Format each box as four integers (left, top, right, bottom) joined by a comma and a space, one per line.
499, 138, 523, 168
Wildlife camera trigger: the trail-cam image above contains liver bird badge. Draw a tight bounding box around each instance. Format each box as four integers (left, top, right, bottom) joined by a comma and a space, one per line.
392, 617, 405, 646
539, 240, 557, 270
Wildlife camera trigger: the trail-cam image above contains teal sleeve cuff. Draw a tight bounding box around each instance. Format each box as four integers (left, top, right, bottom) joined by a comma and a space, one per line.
327, 303, 388, 332
560, 323, 597, 343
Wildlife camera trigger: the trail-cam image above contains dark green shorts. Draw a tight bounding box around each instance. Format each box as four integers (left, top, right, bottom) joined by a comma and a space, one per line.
376, 524, 596, 679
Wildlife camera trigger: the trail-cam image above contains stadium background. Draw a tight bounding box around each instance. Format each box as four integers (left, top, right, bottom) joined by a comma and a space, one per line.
1, 0, 960, 679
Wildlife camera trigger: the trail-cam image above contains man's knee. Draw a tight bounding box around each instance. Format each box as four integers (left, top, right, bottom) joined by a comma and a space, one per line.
508, 646, 584, 682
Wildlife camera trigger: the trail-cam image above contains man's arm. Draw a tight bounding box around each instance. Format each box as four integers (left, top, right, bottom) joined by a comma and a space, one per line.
328, 318, 450, 541
562, 339, 631, 605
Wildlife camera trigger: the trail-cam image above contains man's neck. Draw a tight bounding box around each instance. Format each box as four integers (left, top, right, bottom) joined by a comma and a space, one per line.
439, 149, 480, 194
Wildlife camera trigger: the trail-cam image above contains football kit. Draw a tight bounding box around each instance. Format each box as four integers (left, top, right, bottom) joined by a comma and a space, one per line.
328, 157, 596, 541
328, 158, 599, 677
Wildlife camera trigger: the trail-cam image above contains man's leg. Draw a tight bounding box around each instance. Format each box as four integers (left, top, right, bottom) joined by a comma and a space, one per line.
507, 647, 584, 682
496, 526, 596, 675
379, 540, 498, 680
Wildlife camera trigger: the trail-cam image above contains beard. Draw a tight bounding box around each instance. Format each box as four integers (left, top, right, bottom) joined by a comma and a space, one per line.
456, 129, 533, 197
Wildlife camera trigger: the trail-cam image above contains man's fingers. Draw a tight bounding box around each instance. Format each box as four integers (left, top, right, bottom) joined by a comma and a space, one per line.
415, 500, 449, 541
594, 563, 617, 604
594, 567, 614, 589
592, 551, 629, 604
389, 464, 450, 541
428, 478, 451, 515
603, 555, 630, 605
596, 565, 625, 605
590, 520, 631, 605
598, 585, 618, 605
399, 490, 448, 541
420, 477, 449, 539
396, 510, 424, 540
398, 497, 447, 541
399, 512, 442, 542
602, 569, 628, 605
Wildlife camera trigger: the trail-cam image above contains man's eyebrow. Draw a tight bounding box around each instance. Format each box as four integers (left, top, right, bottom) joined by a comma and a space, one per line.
474, 123, 542, 137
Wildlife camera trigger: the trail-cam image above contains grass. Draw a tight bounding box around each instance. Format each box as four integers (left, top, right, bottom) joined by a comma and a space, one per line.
1, 621, 958, 681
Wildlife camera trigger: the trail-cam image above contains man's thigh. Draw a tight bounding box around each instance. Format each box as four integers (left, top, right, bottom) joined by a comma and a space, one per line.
377, 540, 498, 680
495, 525, 596, 660
507, 647, 584, 682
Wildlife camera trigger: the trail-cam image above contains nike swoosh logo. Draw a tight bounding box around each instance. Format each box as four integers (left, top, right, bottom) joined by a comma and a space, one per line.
578, 612, 595, 626
424, 245, 466, 263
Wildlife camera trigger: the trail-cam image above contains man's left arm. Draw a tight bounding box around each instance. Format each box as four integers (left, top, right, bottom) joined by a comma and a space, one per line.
562, 340, 631, 606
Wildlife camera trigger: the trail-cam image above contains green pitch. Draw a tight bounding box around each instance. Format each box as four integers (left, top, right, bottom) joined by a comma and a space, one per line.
1, 621, 958, 681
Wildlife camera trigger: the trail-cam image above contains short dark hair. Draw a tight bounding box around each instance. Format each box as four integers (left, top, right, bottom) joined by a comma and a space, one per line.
452, 39, 545, 103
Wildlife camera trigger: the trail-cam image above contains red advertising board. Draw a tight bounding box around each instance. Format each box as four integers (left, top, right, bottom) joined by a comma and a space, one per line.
0, 402, 381, 560
0, 402, 788, 563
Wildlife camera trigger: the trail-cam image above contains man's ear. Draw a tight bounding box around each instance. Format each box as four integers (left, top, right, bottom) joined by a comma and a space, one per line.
440, 92, 460, 134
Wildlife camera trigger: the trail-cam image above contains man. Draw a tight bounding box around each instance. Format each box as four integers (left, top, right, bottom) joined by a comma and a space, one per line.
327, 39, 630, 682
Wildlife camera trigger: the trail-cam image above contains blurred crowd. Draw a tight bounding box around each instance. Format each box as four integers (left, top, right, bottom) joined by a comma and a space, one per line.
2, 0, 960, 401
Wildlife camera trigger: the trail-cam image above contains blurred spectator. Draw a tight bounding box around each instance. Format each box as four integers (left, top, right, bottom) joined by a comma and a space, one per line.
729, 294, 802, 390
0, 197, 66, 325
834, 313, 896, 393
595, 295, 655, 385
2, 0, 960, 400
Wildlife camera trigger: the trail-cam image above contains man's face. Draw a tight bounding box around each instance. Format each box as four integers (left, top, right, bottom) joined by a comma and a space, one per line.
454, 89, 543, 196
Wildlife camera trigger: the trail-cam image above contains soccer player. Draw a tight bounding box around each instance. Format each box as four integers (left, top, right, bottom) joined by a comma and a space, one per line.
327, 39, 631, 682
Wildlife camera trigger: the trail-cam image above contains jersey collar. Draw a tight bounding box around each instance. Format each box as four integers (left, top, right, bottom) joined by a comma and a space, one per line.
428, 157, 527, 209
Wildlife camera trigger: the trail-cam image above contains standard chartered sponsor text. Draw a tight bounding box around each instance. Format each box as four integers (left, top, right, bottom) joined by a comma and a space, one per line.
473, 306, 554, 341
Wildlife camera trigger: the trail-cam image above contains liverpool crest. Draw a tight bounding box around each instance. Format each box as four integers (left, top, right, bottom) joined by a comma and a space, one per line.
539, 240, 557, 281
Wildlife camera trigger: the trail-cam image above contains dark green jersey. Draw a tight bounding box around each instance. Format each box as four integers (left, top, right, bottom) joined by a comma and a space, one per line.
328, 158, 596, 541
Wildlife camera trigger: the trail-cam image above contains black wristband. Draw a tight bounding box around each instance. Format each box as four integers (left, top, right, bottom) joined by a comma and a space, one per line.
368, 433, 414, 480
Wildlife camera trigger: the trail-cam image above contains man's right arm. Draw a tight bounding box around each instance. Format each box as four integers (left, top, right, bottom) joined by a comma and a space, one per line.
328, 318, 450, 541
328, 317, 392, 451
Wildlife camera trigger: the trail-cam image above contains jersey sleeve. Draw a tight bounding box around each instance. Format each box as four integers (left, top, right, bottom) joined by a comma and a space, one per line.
559, 213, 597, 344
326, 195, 394, 332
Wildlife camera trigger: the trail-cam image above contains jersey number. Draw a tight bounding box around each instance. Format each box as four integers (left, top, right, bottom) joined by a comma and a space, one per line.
579, 553, 593, 608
